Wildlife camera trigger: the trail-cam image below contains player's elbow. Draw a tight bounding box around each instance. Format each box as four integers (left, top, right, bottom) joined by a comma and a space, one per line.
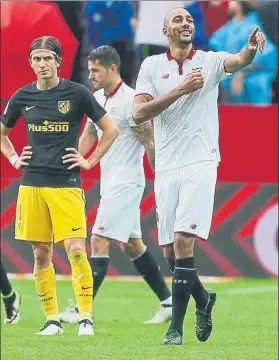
144, 140, 154, 151
132, 113, 141, 125
132, 105, 146, 125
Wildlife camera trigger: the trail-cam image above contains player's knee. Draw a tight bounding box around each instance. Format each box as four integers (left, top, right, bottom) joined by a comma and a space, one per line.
124, 239, 145, 258
91, 235, 109, 256
32, 243, 52, 267
162, 244, 175, 273
162, 244, 175, 259
174, 232, 195, 257
64, 238, 85, 255
120, 242, 129, 253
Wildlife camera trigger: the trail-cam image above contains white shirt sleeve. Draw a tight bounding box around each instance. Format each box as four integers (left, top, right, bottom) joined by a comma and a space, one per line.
135, 57, 156, 98
125, 94, 138, 128
212, 51, 234, 83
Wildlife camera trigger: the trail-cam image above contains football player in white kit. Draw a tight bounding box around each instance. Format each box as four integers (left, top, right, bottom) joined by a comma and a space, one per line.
60, 45, 172, 325
133, 8, 266, 345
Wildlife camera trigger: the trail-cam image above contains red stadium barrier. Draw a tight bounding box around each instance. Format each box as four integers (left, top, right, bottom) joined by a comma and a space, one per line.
0, 1, 78, 98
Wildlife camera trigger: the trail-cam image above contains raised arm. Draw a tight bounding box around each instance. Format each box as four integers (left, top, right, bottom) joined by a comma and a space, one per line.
132, 121, 155, 170
133, 91, 182, 125
132, 72, 204, 125
224, 27, 266, 73
78, 119, 98, 157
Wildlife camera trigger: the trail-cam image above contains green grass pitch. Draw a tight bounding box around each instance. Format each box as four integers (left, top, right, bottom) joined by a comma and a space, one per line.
1, 278, 277, 360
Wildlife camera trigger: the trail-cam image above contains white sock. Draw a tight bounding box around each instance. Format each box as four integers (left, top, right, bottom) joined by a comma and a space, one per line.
160, 295, 172, 306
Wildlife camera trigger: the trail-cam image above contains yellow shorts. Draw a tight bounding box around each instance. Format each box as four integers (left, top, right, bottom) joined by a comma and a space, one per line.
15, 186, 87, 244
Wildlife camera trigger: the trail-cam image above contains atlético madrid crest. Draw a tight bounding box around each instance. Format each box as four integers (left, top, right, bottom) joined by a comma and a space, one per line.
58, 100, 70, 114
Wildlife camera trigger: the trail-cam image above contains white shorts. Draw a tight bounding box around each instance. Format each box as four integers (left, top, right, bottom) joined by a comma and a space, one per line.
154, 161, 218, 246
92, 183, 144, 243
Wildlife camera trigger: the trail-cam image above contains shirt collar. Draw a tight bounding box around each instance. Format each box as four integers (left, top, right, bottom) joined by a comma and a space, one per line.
104, 80, 123, 99
166, 47, 196, 62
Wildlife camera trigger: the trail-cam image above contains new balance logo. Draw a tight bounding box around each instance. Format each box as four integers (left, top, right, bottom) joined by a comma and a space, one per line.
161, 74, 170, 79
190, 224, 197, 230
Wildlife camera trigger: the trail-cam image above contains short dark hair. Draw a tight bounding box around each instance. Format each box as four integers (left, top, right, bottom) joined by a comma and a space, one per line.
87, 46, 121, 71
29, 36, 62, 65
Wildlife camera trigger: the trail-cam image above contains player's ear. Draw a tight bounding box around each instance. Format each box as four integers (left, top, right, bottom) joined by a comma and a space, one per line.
163, 27, 168, 36
29, 58, 34, 69
56, 59, 62, 73
110, 64, 117, 73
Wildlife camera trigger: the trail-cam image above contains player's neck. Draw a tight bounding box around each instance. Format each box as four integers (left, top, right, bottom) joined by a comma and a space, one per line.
169, 44, 193, 62
104, 76, 122, 97
233, 14, 246, 23
37, 76, 60, 91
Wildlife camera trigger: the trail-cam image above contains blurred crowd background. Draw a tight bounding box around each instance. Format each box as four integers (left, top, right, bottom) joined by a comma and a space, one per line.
55, 0, 278, 105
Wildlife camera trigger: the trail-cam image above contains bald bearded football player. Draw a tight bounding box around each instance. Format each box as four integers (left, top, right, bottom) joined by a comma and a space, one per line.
133, 7, 266, 345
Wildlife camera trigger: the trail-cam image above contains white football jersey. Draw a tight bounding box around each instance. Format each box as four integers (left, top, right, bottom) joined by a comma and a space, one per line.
135, 49, 232, 172
90, 82, 145, 191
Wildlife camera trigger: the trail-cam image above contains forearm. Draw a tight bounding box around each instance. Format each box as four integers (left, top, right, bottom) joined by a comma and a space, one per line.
144, 142, 155, 170
0, 135, 18, 160
226, 46, 258, 73
133, 87, 184, 124
87, 131, 116, 167
239, 46, 258, 67
78, 133, 97, 157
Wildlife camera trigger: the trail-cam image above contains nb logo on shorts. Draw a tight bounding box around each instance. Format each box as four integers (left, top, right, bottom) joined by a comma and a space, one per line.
161, 74, 170, 79
190, 224, 197, 230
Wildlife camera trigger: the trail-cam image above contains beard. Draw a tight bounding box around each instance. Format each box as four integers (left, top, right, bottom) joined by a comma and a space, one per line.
167, 28, 194, 46
92, 82, 102, 90
179, 36, 193, 45
177, 31, 194, 46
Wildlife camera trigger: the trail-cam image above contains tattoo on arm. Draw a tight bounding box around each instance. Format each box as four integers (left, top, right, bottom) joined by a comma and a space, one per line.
132, 122, 155, 169
132, 122, 153, 146
84, 120, 97, 137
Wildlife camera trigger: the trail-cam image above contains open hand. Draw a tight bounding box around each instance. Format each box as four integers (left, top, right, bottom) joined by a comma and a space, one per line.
14, 146, 32, 170
248, 27, 265, 54
62, 148, 93, 170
